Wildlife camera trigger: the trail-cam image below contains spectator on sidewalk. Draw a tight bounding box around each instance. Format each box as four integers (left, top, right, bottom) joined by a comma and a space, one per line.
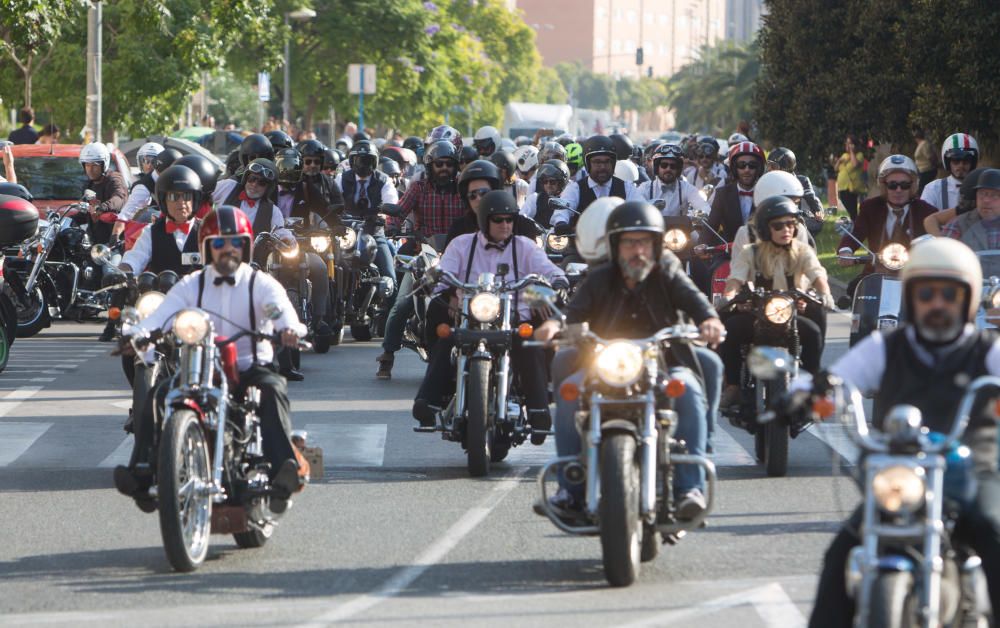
7, 107, 38, 145
835, 134, 866, 220
913, 128, 938, 195
36, 123, 60, 145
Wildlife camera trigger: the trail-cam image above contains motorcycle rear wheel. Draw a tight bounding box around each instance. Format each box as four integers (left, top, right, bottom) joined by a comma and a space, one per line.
466, 359, 493, 477
599, 432, 641, 587
350, 323, 373, 342
868, 571, 916, 628
158, 410, 212, 572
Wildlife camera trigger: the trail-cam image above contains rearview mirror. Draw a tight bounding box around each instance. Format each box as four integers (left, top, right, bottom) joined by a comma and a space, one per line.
747, 347, 795, 380
522, 284, 557, 308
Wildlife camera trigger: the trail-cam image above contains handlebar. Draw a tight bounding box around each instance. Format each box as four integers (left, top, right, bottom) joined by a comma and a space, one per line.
429, 267, 550, 293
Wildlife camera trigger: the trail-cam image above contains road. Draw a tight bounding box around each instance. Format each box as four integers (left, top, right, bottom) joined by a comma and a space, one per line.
0, 314, 862, 627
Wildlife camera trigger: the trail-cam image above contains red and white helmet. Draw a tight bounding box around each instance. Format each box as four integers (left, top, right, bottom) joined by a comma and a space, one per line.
941, 133, 979, 171
427, 125, 463, 151
727, 141, 765, 167
200, 205, 254, 263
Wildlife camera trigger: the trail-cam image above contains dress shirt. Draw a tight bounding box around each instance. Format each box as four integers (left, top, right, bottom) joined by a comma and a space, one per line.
553, 176, 636, 224
118, 171, 158, 222
276, 186, 295, 218
333, 173, 400, 205
884, 204, 909, 239
627, 178, 710, 216
920, 175, 962, 210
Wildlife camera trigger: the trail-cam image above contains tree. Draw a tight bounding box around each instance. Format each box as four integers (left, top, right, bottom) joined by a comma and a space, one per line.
0, 0, 79, 108
664, 41, 759, 135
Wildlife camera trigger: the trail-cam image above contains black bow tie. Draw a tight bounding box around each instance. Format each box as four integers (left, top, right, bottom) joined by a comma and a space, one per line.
213, 275, 236, 286
485, 243, 506, 251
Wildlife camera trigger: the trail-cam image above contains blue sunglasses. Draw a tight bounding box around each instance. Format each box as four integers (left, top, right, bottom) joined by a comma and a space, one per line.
210, 237, 245, 250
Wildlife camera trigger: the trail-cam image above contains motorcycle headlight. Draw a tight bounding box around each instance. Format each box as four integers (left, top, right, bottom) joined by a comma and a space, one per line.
469, 292, 501, 323
336, 227, 357, 250
90, 244, 112, 265
872, 465, 925, 514
764, 296, 795, 324
663, 228, 688, 252
989, 287, 1000, 309
173, 308, 211, 345
546, 233, 569, 252
878, 243, 908, 271
280, 240, 300, 259
594, 341, 644, 387
135, 291, 165, 321
310, 235, 331, 253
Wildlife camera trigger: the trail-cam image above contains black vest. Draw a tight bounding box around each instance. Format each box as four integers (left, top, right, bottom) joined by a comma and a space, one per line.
292, 173, 339, 221
341, 171, 386, 217
130, 171, 157, 208
576, 177, 627, 222
224, 185, 275, 235
147, 219, 201, 275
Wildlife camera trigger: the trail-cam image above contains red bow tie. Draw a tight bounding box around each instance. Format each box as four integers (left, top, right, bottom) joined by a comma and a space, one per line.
165, 220, 191, 235
739, 190, 754, 197
239, 191, 257, 209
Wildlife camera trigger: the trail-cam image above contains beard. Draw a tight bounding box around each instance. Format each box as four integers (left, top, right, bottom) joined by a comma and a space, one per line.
213, 251, 241, 276
619, 252, 655, 283
915, 307, 964, 344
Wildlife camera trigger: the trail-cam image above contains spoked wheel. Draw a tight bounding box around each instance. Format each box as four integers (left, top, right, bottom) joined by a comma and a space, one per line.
158, 410, 212, 572
466, 359, 493, 477
599, 432, 641, 587
12, 285, 49, 338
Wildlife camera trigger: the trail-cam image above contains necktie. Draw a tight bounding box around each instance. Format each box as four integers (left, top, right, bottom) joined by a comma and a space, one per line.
239, 191, 257, 209
357, 178, 369, 209
165, 220, 191, 235
213, 275, 236, 286
890, 207, 905, 242
739, 190, 754, 197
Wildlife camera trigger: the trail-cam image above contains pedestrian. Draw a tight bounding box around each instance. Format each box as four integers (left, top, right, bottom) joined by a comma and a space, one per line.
36, 123, 60, 145
913, 128, 938, 195
835, 134, 866, 220
7, 107, 38, 145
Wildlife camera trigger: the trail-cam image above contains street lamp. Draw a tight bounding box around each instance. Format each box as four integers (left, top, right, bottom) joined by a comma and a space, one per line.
283, 7, 317, 127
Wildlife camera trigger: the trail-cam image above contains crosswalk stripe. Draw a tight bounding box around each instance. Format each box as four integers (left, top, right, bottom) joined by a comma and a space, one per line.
807, 422, 859, 465
98, 436, 133, 468
0, 423, 52, 466
304, 423, 387, 467
0, 386, 42, 417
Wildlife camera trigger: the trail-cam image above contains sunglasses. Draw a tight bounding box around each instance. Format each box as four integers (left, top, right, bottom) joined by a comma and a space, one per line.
735, 160, 759, 170
658, 160, 682, 170
433, 160, 456, 169
466, 188, 491, 200
247, 162, 275, 180
886, 180, 912, 191
166, 191, 193, 202
915, 284, 960, 304
245, 174, 268, 186
210, 237, 246, 250
769, 219, 798, 231
489, 215, 515, 224
303, 158, 322, 166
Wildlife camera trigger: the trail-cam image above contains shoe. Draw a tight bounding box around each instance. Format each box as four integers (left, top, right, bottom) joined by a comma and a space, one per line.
280, 368, 305, 382
676, 488, 707, 521
113, 465, 139, 496
123, 408, 134, 434
99, 323, 117, 343
315, 320, 332, 337
533, 488, 582, 517
269, 459, 301, 514
529, 410, 551, 445
375, 352, 394, 380
720, 385, 741, 409
412, 398, 436, 427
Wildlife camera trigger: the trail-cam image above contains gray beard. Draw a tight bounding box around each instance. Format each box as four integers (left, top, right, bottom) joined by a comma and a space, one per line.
621, 257, 655, 283
914, 314, 963, 344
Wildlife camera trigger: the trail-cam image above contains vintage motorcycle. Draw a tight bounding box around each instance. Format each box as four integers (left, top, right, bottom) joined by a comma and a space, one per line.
391, 230, 444, 362
334, 216, 394, 342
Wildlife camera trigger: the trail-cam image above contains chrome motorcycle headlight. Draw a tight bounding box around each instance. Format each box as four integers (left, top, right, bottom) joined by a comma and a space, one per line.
989, 287, 1000, 309
173, 308, 211, 345
546, 233, 569, 252
135, 291, 165, 321
872, 465, 925, 513
764, 296, 795, 324
663, 228, 688, 252
594, 341, 644, 387
336, 227, 357, 250
310, 235, 331, 253
878, 243, 909, 271
469, 292, 501, 323
280, 240, 300, 259
90, 243, 112, 265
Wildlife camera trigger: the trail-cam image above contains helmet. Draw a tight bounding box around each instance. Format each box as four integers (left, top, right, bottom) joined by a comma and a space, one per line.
425, 140, 459, 166
766, 147, 797, 172
643, 139, 665, 162
274, 148, 303, 185
575, 196, 623, 263
499, 138, 517, 152
79, 142, 111, 173
323, 147, 341, 171
155, 165, 202, 217
941, 133, 979, 171
265, 130, 294, 150
199, 205, 254, 263
555, 133, 575, 147
877, 154, 918, 181
334, 137, 353, 152
459, 145, 480, 167
608, 133, 634, 161
488, 150, 517, 179
348, 140, 379, 173
728, 132, 749, 145
378, 156, 402, 177
974, 168, 1000, 192
752, 171, 804, 207
538, 141, 567, 164
614, 159, 639, 183
383, 146, 416, 168
174, 154, 222, 195
901, 237, 981, 321
753, 196, 799, 243
428, 125, 463, 150
0, 182, 32, 201
696, 140, 720, 160
239, 133, 275, 168
241, 158, 277, 196
402, 136, 424, 158
458, 159, 502, 205
728, 141, 765, 167
136, 142, 164, 169
606, 201, 665, 261
153, 147, 182, 174
958, 168, 988, 204
565, 142, 584, 168
583, 135, 616, 170
476, 190, 519, 233
536, 160, 570, 187
473, 125, 501, 156
513, 145, 539, 175
296, 139, 326, 159
352, 131, 371, 143
652, 143, 685, 171
514, 135, 533, 147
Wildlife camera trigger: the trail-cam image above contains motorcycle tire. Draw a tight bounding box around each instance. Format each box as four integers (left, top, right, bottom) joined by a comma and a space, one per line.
599, 432, 641, 587
13, 285, 49, 338
640, 523, 660, 563
233, 523, 274, 549
0, 326, 10, 373
313, 333, 331, 354
350, 324, 373, 342
466, 358, 493, 477
157, 409, 212, 573
869, 571, 916, 628
763, 377, 790, 477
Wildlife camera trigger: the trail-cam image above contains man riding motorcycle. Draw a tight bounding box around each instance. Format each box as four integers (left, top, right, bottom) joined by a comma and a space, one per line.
521, 160, 571, 228
293, 139, 345, 221
941, 168, 1000, 277
393, 140, 465, 237
627, 143, 710, 216
472, 125, 501, 158
113, 142, 163, 239
921, 132, 978, 211
80, 142, 128, 246
336, 140, 399, 283
553, 135, 634, 227
683, 139, 727, 191
115, 206, 307, 515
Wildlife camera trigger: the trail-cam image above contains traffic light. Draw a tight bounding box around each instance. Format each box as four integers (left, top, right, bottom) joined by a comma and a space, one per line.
635, 47, 643, 66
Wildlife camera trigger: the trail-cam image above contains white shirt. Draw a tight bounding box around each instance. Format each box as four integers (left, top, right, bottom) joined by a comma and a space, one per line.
131, 263, 307, 371
554, 176, 636, 224
118, 171, 158, 222
920, 175, 961, 210
210, 178, 290, 238
120, 220, 194, 272
737, 185, 754, 222
732, 222, 810, 253
213, 178, 238, 206
334, 173, 399, 205
683, 163, 727, 189
521, 192, 540, 220
627, 178, 710, 216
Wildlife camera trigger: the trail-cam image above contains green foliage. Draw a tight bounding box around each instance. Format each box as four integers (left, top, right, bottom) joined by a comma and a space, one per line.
554, 61, 665, 113
664, 41, 759, 135
0, 0, 80, 107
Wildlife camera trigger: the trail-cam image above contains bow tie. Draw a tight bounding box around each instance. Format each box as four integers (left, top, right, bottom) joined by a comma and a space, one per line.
485, 242, 507, 252
239, 191, 257, 209
738, 190, 754, 197
213, 275, 236, 286
165, 220, 191, 235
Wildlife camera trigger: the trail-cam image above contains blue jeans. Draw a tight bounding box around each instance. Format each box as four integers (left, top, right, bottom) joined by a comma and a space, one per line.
693, 346, 722, 448
552, 348, 708, 500
373, 235, 396, 284
382, 270, 415, 354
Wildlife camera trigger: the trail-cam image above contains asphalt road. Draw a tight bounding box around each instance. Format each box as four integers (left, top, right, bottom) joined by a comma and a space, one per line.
0, 314, 863, 627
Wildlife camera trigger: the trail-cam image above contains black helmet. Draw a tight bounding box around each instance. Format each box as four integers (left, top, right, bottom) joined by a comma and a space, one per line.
583, 135, 617, 170
425, 140, 458, 166
352, 131, 371, 143
0, 182, 32, 201
323, 147, 341, 171
459, 145, 480, 167
239, 134, 274, 168
265, 130, 294, 150
609, 133, 634, 161
458, 159, 502, 206
402, 135, 424, 158
538, 141, 567, 164
754, 196, 800, 243
536, 160, 570, 187
514, 136, 533, 147
174, 154, 222, 195
974, 168, 1000, 192
767, 147, 797, 172
155, 164, 202, 214
696, 140, 719, 160
555, 133, 575, 147
488, 150, 516, 179
378, 156, 401, 177
296, 139, 325, 158
241, 157, 277, 195
153, 147, 183, 174
349, 140, 379, 174
606, 201, 665, 261
275, 148, 303, 185
643, 139, 665, 162
476, 190, 519, 233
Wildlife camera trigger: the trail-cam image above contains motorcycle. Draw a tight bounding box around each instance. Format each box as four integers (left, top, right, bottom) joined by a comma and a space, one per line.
413, 264, 552, 477
528, 287, 717, 587
126, 309, 311, 572
751, 351, 994, 628
974, 252, 1000, 331
390, 229, 444, 362
334, 216, 394, 342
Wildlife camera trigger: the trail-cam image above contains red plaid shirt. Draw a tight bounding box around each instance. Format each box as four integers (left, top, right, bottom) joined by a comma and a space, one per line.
395, 179, 465, 236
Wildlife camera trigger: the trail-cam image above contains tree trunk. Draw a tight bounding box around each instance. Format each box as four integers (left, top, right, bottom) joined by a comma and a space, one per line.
304, 94, 317, 136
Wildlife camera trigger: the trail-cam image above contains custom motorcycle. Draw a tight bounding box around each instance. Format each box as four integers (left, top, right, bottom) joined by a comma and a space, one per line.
391, 230, 444, 362
334, 216, 394, 342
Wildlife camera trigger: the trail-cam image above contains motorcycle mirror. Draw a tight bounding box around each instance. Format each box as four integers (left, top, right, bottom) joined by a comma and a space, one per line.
496, 263, 510, 276
747, 347, 795, 380
263, 302, 283, 320
522, 284, 556, 308
286, 217, 304, 227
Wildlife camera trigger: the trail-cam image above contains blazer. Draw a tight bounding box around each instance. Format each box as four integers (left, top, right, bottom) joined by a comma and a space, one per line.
701, 183, 748, 244
838, 197, 935, 272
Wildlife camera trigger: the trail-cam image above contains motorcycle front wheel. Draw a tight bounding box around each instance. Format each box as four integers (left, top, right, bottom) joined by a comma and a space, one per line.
11, 285, 49, 338
599, 432, 641, 587
762, 376, 790, 477
158, 409, 212, 572
466, 358, 493, 477
868, 571, 916, 628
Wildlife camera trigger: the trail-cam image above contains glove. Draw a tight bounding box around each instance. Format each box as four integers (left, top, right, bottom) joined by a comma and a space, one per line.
551, 276, 570, 291
821, 293, 836, 311
553, 223, 573, 236
547, 197, 571, 211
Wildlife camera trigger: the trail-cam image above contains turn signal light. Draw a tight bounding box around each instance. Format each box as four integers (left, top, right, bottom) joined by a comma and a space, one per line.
36, 243, 44, 254
108, 307, 121, 321
436, 323, 452, 339
517, 323, 534, 339
994, 398, 1000, 419
559, 381, 580, 402
664, 379, 686, 398
813, 396, 836, 419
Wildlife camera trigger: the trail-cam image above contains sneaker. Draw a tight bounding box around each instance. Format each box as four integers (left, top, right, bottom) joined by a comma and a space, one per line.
529, 409, 551, 445
533, 488, 582, 517
412, 398, 436, 427
375, 352, 394, 380
99, 323, 117, 343
269, 459, 301, 514
676, 488, 707, 521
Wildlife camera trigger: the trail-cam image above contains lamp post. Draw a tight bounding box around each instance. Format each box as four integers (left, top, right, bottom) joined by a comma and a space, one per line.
283, 7, 316, 128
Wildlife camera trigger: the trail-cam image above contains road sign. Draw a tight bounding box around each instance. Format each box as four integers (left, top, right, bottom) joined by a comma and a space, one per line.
258, 71, 270, 102
348, 64, 376, 95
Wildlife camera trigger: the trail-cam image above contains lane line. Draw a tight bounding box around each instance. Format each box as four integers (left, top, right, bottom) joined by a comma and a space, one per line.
98, 436, 133, 468
0, 422, 52, 466
0, 386, 43, 417
297, 469, 529, 627
711, 424, 757, 466
618, 582, 806, 628
304, 423, 387, 467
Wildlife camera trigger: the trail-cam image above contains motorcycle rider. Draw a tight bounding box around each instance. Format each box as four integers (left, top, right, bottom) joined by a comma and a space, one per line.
393, 140, 466, 238
173, 154, 221, 219
472, 125, 501, 158
923, 167, 987, 236
411, 190, 567, 444
941, 168, 1000, 277
552, 135, 634, 227
533, 201, 726, 516
113, 142, 163, 240
80, 142, 128, 245
921, 132, 978, 210
684, 139, 727, 190
114, 206, 307, 515
803, 237, 1000, 627
337, 140, 399, 284
765, 146, 823, 219
564, 142, 584, 179
521, 160, 571, 228
627, 143, 710, 216
294, 139, 345, 221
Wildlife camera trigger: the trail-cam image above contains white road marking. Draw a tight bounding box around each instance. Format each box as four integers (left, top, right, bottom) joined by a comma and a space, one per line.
98, 436, 133, 468
618, 581, 806, 628
0, 386, 43, 417
110, 400, 132, 409
807, 421, 859, 466
502, 438, 555, 465
711, 425, 757, 466
295, 399, 412, 412
297, 468, 529, 627
303, 423, 387, 467
0, 422, 52, 466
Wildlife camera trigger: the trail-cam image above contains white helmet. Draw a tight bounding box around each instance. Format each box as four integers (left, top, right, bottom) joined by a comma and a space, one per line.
901, 237, 981, 320
728, 132, 748, 145
136, 142, 164, 168
79, 142, 111, 173
575, 196, 624, 263
877, 154, 918, 181
473, 125, 502, 155
752, 170, 804, 207
941, 133, 979, 171
513, 145, 539, 175
614, 159, 639, 183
